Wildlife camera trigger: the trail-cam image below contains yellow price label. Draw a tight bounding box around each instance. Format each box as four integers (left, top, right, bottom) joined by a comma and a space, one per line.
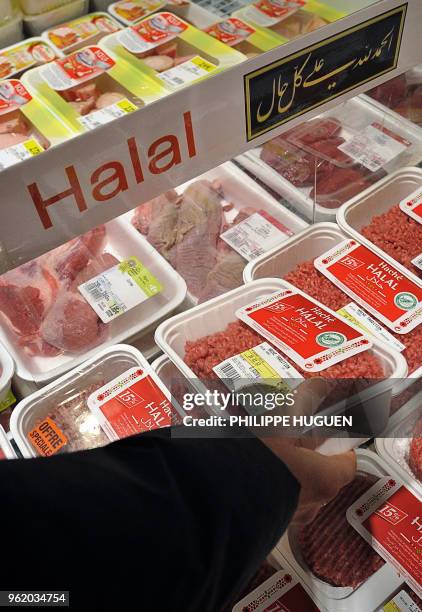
24, 138, 44, 157
191, 56, 217, 73
117, 98, 138, 114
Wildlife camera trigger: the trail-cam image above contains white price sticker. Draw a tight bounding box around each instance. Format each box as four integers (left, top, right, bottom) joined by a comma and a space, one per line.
78, 98, 137, 130
379, 589, 421, 611
411, 253, 422, 271
399, 187, 422, 224
158, 56, 217, 89
0, 137, 44, 169
338, 122, 411, 172
337, 302, 406, 352
220, 212, 293, 261
78, 256, 162, 323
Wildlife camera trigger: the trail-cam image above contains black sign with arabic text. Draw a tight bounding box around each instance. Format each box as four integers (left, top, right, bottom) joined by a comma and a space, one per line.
244, 4, 407, 141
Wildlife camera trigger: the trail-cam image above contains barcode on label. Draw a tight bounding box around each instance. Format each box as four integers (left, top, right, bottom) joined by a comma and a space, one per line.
218, 363, 241, 379
84, 280, 105, 301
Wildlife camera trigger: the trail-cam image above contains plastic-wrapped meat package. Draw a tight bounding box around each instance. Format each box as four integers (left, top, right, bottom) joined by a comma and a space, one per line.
409, 416, 422, 482
284, 259, 422, 374
130, 38, 195, 73
60, 80, 128, 117
296, 473, 384, 588
368, 72, 422, 126
360, 204, 422, 278
260, 118, 385, 209
0, 108, 48, 151
30, 383, 109, 454
133, 179, 292, 302
270, 10, 328, 39
0, 225, 119, 358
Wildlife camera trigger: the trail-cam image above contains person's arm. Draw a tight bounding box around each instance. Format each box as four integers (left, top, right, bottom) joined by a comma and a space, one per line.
0, 430, 299, 612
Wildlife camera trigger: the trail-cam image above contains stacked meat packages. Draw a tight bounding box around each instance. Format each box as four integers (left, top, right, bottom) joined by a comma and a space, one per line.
368, 69, 422, 126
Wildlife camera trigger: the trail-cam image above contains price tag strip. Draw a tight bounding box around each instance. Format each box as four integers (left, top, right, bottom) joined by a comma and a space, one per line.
315, 240, 422, 334
78, 256, 162, 324
78, 98, 137, 130
88, 366, 174, 441
220, 211, 293, 261
338, 122, 411, 172
233, 569, 321, 612
236, 285, 372, 372
400, 187, 422, 224
347, 476, 422, 600
158, 55, 217, 89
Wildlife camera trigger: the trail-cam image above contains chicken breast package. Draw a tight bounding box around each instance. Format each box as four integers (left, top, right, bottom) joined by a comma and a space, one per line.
21, 44, 158, 136
0, 78, 72, 169
368, 67, 422, 127
108, 1, 216, 29
0, 38, 58, 81
43, 12, 122, 55
131, 163, 307, 304
232, 0, 343, 42
203, 16, 282, 58
102, 11, 245, 94
0, 218, 186, 382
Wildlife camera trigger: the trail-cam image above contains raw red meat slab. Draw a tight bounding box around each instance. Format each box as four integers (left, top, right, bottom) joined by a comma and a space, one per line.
298, 473, 384, 588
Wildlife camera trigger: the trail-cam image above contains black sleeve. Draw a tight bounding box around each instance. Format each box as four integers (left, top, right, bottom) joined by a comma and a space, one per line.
1, 428, 299, 611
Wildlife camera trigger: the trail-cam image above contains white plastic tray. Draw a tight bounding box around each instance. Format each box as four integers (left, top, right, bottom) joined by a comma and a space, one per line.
0, 423, 16, 458
243, 222, 415, 384
10, 343, 147, 457
128, 161, 308, 305
237, 95, 422, 223
277, 449, 403, 612
23, 0, 89, 36
375, 388, 422, 495
337, 166, 422, 286
0, 215, 187, 383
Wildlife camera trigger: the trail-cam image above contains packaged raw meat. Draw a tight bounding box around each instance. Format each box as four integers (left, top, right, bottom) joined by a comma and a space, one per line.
203, 16, 283, 56
232, 0, 343, 41
22, 44, 158, 135
277, 449, 404, 612
102, 11, 245, 94
376, 388, 422, 490
244, 223, 421, 379
155, 278, 407, 447
0, 424, 16, 459
43, 12, 122, 55
11, 344, 170, 457
108, 1, 216, 29
0, 38, 58, 81
132, 163, 307, 303
338, 168, 422, 281
367, 67, 422, 127
0, 216, 186, 383
22, 0, 89, 37
238, 96, 422, 222
0, 78, 72, 169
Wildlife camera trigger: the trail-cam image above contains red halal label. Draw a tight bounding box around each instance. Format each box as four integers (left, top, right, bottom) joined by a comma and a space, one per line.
132, 12, 188, 44
362, 485, 422, 597
315, 240, 422, 334
205, 18, 256, 46
236, 288, 371, 372
56, 46, 114, 81
91, 368, 172, 440
254, 0, 305, 18
0, 79, 32, 115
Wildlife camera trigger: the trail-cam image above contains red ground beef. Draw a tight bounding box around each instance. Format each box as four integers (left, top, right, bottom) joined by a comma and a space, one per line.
185, 320, 384, 381
284, 260, 422, 374
409, 416, 422, 482
298, 474, 385, 588
360, 205, 422, 278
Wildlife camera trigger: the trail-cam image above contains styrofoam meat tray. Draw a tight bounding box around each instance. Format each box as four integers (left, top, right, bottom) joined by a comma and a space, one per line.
337, 167, 422, 381
236, 95, 422, 223
243, 222, 418, 390
128, 161, 308, 305
0, 216, 187, 383
277, 449, 403, 612
10, 343, 147, 457
375, 388, 422, 495
155, 273, 407, 445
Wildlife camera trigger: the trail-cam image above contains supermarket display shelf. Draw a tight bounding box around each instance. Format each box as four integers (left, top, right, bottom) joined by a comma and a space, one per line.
1, 0, 421, 269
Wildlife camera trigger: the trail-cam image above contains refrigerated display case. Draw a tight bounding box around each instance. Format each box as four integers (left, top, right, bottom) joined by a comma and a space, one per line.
0, 2, 421, 608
